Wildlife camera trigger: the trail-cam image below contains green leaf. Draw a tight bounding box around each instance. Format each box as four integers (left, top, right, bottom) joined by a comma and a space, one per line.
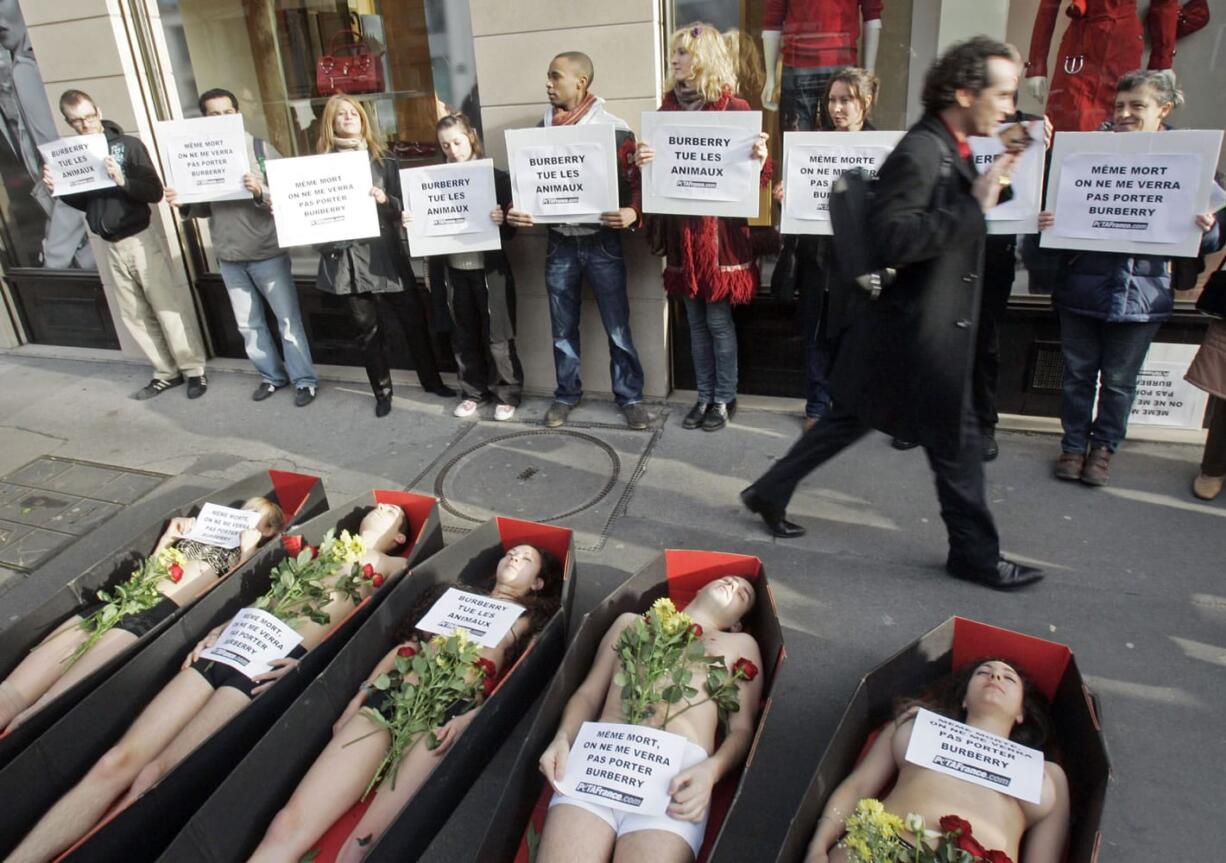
373, 673, 391, 690
298, 849, 320, 863
612, 671, 627, 687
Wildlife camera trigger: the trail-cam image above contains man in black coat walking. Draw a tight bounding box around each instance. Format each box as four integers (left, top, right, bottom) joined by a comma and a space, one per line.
741, 37, 1043, 591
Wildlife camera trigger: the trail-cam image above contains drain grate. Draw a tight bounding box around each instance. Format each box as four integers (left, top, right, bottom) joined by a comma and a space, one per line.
1028, 341, 1066, 393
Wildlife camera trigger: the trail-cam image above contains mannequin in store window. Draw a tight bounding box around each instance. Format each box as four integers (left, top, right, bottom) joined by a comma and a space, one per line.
760, 0, 883, 132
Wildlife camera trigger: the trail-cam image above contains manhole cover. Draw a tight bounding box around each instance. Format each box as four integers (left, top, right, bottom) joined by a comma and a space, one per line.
434, 430, 620, 523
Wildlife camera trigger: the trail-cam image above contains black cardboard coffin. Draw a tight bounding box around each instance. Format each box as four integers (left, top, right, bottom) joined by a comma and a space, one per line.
0, 490, 441, 860
157, 516, 576, 863
0, 470, 326, 766
767, 617, 1110, 863
443, 549, 786, 863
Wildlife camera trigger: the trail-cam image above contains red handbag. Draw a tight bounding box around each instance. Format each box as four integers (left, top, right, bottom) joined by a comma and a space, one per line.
315, 30, 384, 97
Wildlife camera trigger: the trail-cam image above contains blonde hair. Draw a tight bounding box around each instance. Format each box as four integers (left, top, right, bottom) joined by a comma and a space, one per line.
316, 95, 385, 158
241, 496, 286, 533
667, 22, 737, 104
722, 29, 764, 102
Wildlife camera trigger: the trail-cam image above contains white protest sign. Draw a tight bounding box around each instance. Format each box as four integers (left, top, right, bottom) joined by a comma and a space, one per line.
415, 587, 524, 648
971, 120, 1046, 235
155, 114, 251, 204
402, 158, 501, 257
38, 134, 114, 196
199, 607, 303, 678
1122, 343, 1207, 428
1042, 130, 1223, 257
558, 721, 689, 816
780, 130, 902, 235
265, 150, 381, 247
506, 125, 617, 223
642, 110, 762, 217
181, 502, 262, 549
904, 708, 1044, 804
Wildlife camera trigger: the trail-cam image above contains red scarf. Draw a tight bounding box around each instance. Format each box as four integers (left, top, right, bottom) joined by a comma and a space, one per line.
551, 92, 597, 126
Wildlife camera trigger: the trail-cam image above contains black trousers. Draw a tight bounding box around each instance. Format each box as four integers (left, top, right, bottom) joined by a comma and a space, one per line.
1203, 395, 1226, 476
747, 398, 1001, 573
448, 267, 523, 406
973, 235, 1017, 432
347, 289, 444, 397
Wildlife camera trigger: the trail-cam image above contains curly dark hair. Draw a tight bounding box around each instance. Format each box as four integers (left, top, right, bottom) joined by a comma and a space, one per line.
921, 36, 1020, 114
895, 656, 1053, 750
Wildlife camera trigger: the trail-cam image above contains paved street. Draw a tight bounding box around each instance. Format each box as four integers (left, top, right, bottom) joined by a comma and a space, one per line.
1, 351, 1222, 860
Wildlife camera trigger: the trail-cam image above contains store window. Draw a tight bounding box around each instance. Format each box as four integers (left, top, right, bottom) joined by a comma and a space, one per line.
156, 0, 480, 274
0, 0, 96, 272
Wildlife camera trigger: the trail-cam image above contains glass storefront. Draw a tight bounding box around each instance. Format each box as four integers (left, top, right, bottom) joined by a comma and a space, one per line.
666, 0, 1223, 407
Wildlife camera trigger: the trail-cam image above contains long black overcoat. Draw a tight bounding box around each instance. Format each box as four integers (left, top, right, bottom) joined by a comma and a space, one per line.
831, 113, 987, 459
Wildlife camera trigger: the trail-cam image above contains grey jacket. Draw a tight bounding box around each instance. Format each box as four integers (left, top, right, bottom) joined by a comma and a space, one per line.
178, 133, 282, 263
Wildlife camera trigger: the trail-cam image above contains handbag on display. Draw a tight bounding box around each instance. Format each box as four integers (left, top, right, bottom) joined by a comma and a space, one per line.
316, 29, 384, 97
1195, 256, 1226, 319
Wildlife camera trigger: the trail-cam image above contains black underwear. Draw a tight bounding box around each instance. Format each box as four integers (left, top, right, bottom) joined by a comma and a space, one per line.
190, 644, 307, 698
80, 596, 179, 638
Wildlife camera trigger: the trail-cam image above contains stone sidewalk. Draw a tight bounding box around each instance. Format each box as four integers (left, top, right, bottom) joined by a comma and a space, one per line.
0, 350, 1222, 861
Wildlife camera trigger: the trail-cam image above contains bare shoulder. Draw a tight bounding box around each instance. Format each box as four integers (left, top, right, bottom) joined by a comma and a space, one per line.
714, 630, 761, 659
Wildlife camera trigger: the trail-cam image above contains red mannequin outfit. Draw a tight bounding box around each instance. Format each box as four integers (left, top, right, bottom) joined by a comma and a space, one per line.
763, 0, 883, 68
1028, 0, 1180, 132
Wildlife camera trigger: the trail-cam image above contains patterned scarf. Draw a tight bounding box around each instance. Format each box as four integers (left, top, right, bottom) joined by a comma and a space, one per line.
333, 136, 368, 151
673, 81, 707, 111
551, 92, 597, 126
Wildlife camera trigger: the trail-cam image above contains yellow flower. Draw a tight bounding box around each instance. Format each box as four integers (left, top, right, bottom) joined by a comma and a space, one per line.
321, 529, 366, 564
155, 545, 188, 572
651, 597, 678, 618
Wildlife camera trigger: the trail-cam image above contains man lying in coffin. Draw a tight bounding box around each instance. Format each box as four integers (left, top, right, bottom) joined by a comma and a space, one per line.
805, 660, 1070, 863
536, 576, 765, 863
247, 543, 562, 863
6, 503, 411, 863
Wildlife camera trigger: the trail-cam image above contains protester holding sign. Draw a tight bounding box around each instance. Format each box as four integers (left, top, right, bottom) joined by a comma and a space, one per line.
43, 89, 209, 400
0, 497, 284, 734
247, 544, 563, 863
636, 23, 771, 433
803, 659, 1069, 863
775, 67, 881, 433
313, 95, 454, 419
1039, 70, 1222, 487
167, 88, 319, 408
536, 576, 763, 862
7, 504, 411, 863
505, 51, 650, 432
403, 114, 524, 422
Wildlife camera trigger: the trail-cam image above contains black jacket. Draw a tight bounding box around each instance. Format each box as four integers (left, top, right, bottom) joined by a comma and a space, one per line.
831, 113, 986, 457
315, 154, 407, 296
61, 119, 162, 242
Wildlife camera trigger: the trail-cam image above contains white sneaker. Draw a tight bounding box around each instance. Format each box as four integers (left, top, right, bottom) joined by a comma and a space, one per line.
453, 399, 481, 418
494, 403, 516, 422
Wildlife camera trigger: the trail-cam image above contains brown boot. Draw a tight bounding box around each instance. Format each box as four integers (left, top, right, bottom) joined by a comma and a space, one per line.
1080, 446, 1112, 486
1192, 473, 1224, 501
1054, 452, 1085, 481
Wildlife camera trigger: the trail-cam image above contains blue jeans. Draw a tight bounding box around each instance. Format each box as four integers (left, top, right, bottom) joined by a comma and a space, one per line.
545, 229, 644, 407
805, 335, 837, 419
682, 296, 737, 404
780, 65, 843, 132
219, 255, 317, 388
1058, 311, 1162, 454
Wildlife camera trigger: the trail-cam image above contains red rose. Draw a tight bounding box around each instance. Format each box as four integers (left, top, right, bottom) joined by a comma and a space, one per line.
475, 657, 497, 678
482, 675, 497, 697
690, 623, 703, 638
956, 833, 987, 858
732, 657, 759, 681
168, 563, 184, 583
371, 574, 385, 588
397, 645, 417, 658
307, 545, 319, 559
983, 851, 1014, 863
281, 535, 304, 555
362, 563, 375, 579
939, 815, 973, 838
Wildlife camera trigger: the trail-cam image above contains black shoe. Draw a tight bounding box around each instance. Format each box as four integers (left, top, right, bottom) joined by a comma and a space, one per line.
682, 401, 711, 429
946, 557, 1044, 591
702, 400, 736, 432
622, 403, 651, 430
426, 384, 457, 398
132, 375, 183, 401
982, 430, 999, 462
186, 375, 208, 399
544, 401, 573, 428
891, 437, 919, 451
375, 395, 392, 418
739, 488, 806, 538
294, 386, 317, 407
252, 382, 283, 402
